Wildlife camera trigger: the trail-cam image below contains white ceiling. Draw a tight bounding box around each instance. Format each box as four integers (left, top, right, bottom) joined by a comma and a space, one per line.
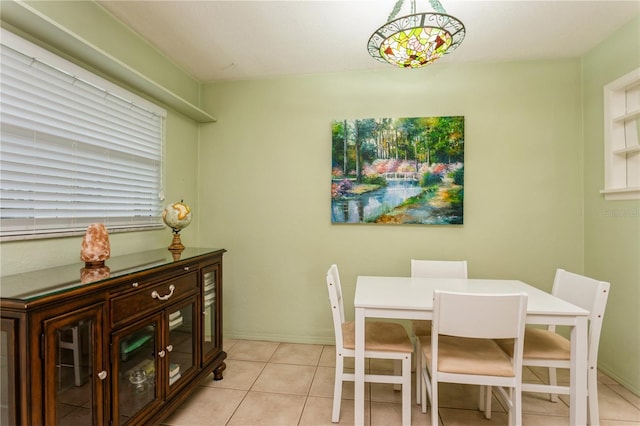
96, 0, 640, 82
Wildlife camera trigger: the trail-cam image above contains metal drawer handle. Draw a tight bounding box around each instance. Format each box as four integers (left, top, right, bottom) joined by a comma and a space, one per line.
183, 266, 190, 271
98, 370, 108, 380
151, 284, 175, 301
166, 344, 173, 352
158, 350, 166, 358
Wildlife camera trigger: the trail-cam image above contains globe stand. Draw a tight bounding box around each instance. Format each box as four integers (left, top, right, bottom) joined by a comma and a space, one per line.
168, 229, 185, 260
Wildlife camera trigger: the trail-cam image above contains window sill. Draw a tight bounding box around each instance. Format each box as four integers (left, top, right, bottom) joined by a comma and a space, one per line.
600, 187, 640, 201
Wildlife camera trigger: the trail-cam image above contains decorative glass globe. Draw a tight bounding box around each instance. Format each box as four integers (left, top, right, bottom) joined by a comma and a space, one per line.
162, 201, 192, 257
163, 201, 192, 232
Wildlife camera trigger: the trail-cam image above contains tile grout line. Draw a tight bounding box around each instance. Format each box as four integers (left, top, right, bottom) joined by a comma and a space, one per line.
223, 341, 278, 425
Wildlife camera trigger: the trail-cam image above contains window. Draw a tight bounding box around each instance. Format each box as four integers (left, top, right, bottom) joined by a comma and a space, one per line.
602, 67, 640, 200
0, 29, 166, 240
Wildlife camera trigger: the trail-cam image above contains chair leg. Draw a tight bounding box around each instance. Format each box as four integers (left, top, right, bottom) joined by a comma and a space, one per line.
332, 355, 344, 423
513, 386, 522, 426
588, 366, 600, 425
415, 337, 421, 405
431, 375, 439, 426
401, 355, 411, 426
479, 386, 492, 419
548, 367, 559, 402
421, 372, 428, 414
71, 326, 82, 387
421, 355, 429, 414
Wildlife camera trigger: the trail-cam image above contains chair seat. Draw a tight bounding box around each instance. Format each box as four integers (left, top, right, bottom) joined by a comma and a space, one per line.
420, 335, 515, 377
496, 328, 570, 360
342, 321, 413, 353
411, 320, 431, 337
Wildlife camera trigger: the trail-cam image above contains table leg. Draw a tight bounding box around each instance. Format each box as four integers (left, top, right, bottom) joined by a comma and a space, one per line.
570, 316, 588, 425
354, 307, 365, 426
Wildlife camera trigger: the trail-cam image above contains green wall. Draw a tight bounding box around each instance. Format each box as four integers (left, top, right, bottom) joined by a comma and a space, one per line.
199, 60, 585, 344
582, 16, 640, 394
20, 0, 202, 106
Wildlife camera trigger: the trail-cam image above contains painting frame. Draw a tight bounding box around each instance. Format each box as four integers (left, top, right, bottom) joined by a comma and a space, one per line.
331, 116, 464, 225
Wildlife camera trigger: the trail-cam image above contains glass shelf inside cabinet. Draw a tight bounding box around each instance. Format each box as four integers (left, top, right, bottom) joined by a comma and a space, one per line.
117, 324, 156, 424
167, 304, 194, 388
203, 270, 216, 354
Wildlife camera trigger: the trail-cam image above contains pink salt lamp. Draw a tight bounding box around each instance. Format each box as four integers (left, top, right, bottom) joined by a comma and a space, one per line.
80, 223, 111, 268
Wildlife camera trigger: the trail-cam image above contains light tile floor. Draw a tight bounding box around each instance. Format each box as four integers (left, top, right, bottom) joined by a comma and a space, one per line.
163, 339, 640, 426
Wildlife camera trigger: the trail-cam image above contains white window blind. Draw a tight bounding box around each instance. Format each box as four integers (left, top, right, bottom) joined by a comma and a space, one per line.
0, 29, 166, 240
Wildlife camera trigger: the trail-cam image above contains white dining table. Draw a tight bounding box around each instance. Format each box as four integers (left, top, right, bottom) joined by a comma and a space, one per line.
353, 276, 590, 426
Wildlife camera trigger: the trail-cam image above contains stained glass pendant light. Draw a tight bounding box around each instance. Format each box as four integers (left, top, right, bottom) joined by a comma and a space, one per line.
368, 0, 465, 68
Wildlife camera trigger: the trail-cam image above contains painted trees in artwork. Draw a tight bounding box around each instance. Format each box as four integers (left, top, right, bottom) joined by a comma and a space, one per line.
331, 116, 464, 181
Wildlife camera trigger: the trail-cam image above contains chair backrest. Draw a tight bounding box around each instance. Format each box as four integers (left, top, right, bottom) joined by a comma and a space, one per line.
411, 259, 468, 279
326, 264, 346, 350
432, 290, 528, 376
433, 291, 528, 340
551, 269, 610, 362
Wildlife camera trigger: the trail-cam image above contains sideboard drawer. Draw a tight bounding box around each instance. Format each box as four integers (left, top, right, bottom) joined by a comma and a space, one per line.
110, 262, 199, 297
111, 271, 198, 327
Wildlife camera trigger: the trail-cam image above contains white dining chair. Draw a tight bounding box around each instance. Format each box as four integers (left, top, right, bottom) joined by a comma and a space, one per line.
58, 325, 82, 387
496, 268, 610, 425
411, 259, 468, 404
326, 264, 413, 425
419, 290, 528, 426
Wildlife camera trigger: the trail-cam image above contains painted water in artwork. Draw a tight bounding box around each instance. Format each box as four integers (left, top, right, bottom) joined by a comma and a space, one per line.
331, 116, 464, 224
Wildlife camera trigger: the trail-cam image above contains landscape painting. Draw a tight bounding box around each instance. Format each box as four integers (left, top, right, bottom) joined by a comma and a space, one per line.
331, 116, 464, 225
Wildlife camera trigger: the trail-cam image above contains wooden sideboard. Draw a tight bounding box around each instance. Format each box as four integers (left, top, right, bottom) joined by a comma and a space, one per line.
0, 247, 226, 425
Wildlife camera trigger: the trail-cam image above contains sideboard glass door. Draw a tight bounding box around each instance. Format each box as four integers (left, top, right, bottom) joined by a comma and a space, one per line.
43, 304, 105, 425
167, 299, 197, 393
0, 318, 17, 425
112, 314, 162, 425
202, 263, 220, 364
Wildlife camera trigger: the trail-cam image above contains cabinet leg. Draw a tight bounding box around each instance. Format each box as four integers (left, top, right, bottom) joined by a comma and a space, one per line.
213, 362, 226, 381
